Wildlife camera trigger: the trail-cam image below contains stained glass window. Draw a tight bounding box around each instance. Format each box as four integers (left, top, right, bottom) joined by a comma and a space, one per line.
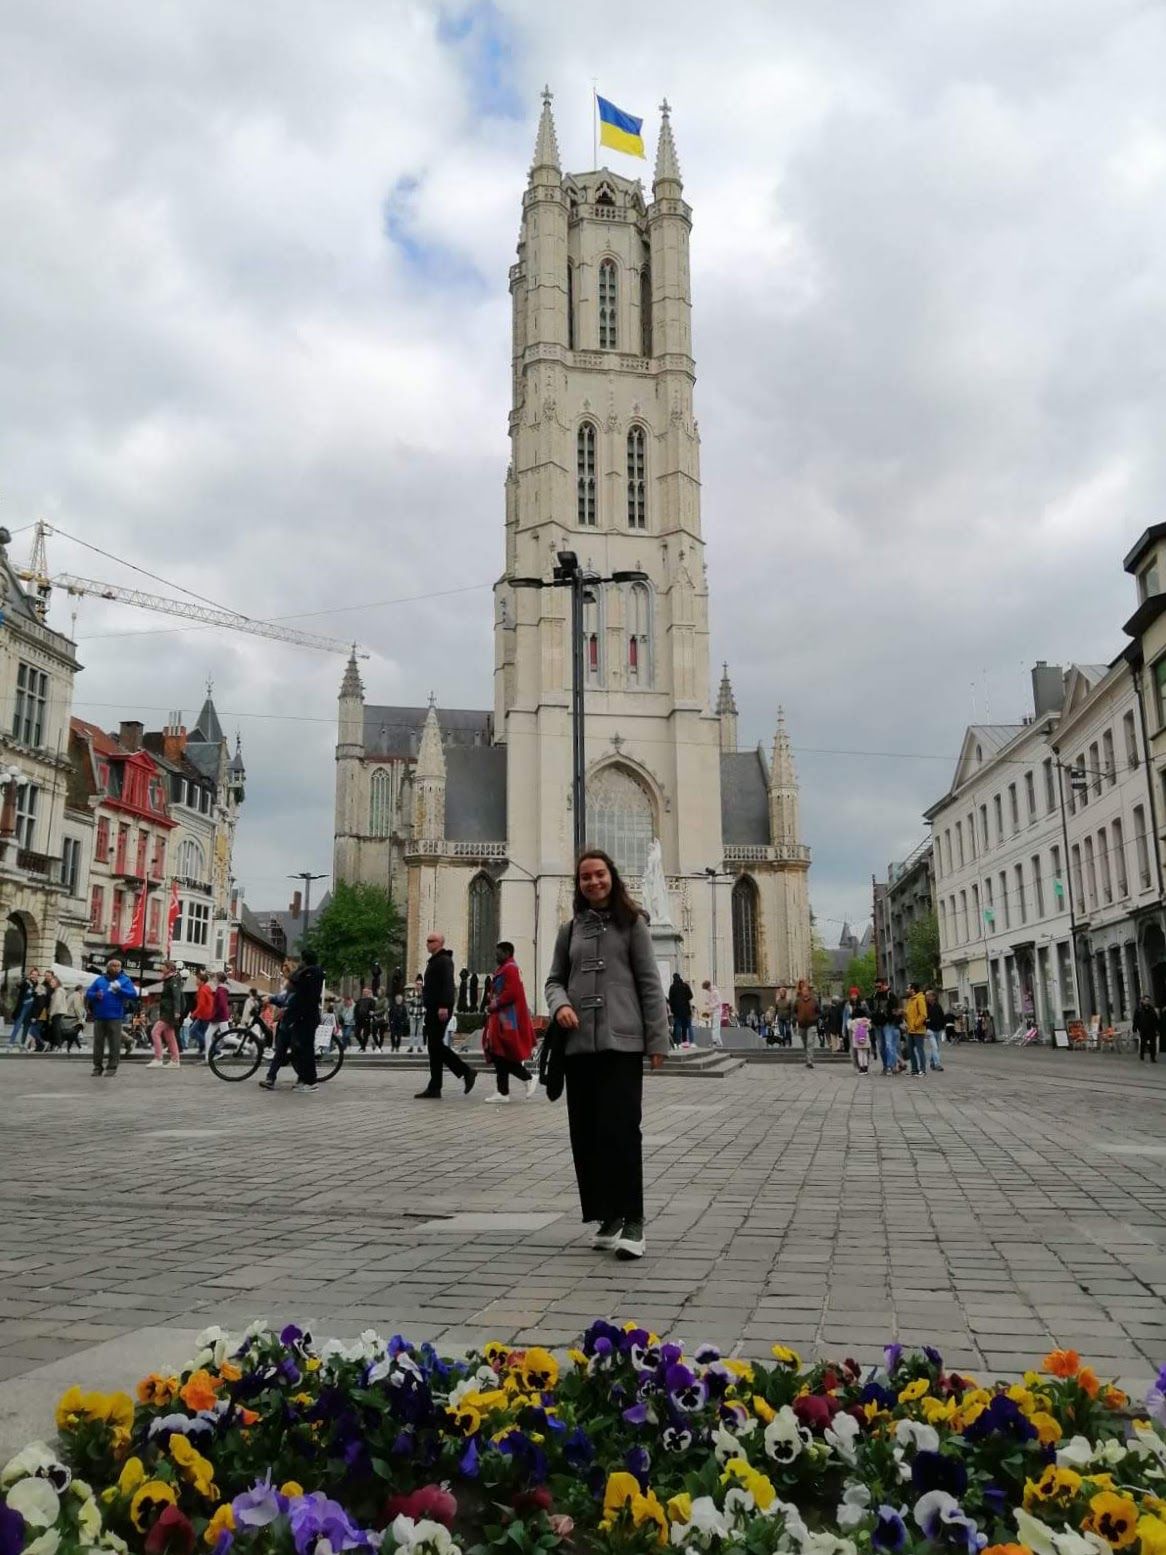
369, 767, 391, 837
585, 766, 653, 880
598, 259, 617, 349
577, 422, 597, 526
732, 876, 759, 976
467, 873, 499, 973
627, 426, 646, 528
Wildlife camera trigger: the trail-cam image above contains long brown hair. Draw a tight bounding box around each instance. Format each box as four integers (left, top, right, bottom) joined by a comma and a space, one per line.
573, 849, 641, 930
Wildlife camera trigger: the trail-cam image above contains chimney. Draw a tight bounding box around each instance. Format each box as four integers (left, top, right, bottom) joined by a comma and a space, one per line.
119, 720, 144, 752
290, 890, 302, 918
1031, 661, 1065, 719
163, 710, 188, 763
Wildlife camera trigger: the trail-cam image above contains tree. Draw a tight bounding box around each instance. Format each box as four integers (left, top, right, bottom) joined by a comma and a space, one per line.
842, 947, 877, 1000
905, 910, 941, 988
811, 925, 834, 993
303, 881, 404, 986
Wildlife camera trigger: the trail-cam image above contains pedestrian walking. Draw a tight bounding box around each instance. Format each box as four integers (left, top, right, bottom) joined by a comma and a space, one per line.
667, 971, 693, 1048
147, 960, 184, 1068
207, 972, 232, 1058
700, 979, 724, 1048
923, 988, 946, 1072
85, 958, 137, 1078
545, 849, 668, 1261
387, 993, 409, 1052
353, 987, 375, 1051
774, 984, 793, 1047
407, 975, 424, 1052
871, 978, 902, 1075
482, 940, 537, 1102
259, 952, 325, 1092
187, 970, 214, 1057
1134, 995, 1159, 1063
414, 933, 476, 1099
794, 978, 819, 1068
27, 975, 51, 1050
336, 994, 356, 1050
8, 967, 40, 1047
372, 992, 388, 1049
904, 983, 928, 1076
851, 1012, 871, 1073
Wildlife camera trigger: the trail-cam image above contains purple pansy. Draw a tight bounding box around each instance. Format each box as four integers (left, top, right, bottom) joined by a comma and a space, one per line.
962, 1394, 1037, 1444
0, 1504, 25, 1555
287, 1492, 369, 1554
622, 1402, 650, 1425
913, 1491, 986, 1554
873, 1506, 908, 1552
563, 1427, 594, 1469
232, 1475, 286, 1528
1146, 1365, 1166, 1424
459, 1437, 480, 1478
911, 1452, 969, 1499
665, 1363, 707, 1413
884, 1343, 904, 1374
625, 1445, 651, 1488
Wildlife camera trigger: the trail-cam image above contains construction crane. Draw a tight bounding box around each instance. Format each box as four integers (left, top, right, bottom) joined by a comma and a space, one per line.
15, 521, 368, 658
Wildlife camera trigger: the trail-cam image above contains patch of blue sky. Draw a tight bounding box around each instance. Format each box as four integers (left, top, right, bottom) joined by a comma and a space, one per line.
383, 174, 487, 292
437, 0, 524, 122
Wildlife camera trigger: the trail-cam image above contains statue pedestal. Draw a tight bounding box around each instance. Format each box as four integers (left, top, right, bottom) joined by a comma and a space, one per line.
648, 921, 684, 991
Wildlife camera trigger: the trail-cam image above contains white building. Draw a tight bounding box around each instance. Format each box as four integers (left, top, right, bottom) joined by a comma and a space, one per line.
928, 658, 1163, 1032
333, 94, 812, 1008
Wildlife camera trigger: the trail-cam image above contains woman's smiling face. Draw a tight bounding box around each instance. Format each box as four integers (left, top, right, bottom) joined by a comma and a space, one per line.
578, 855, 612, 905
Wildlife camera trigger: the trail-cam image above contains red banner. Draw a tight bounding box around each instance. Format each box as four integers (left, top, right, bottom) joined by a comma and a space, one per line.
166, 880, 180, 953
121, 889, 146, 951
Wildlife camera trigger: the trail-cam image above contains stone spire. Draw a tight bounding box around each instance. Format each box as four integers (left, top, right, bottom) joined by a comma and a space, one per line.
339, 647, 363, 701
769, 706, 800, 847
715, 662, 738, 752
530, 85, 561, 177
412, 698, 446, 840
653, 98, 682, 191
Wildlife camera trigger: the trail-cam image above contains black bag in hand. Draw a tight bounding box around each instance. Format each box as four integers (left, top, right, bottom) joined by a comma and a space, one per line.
538, 1021, 566, 1101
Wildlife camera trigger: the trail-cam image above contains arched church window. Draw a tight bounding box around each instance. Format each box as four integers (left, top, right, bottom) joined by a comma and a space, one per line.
369, 767, 391, 838
583, 588, 603, 683
598, 259, 618, 349
626, 426, 646, 529
567, 262, 575, 350
732, 876, 759, 976
586, 765, 654, 880
640, 265, 652, 356
627, 581, 652, 685
467, 873, 499, 973
576, 421, 597, 526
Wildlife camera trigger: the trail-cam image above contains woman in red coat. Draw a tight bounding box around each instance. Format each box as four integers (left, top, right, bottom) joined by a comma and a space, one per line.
482, 940, 536, 1103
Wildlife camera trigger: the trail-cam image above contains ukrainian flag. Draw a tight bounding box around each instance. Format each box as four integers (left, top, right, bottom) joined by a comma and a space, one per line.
597, 95, 645, 159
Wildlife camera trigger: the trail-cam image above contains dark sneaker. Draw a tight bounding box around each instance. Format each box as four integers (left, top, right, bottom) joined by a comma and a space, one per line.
615, 1220, 646, 1260
90, 1069, 103, 1077
414, 1089, 441, 1100
258, 1079, 275, 1090
464, 1068, 477, 1096
592, 1217, 623, 1250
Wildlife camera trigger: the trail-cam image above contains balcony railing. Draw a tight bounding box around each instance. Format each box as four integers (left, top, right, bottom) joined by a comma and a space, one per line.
175, 875, 213, 894
16, 848, 56, 878
407, 839, 508, 860
723, 843, 812, 864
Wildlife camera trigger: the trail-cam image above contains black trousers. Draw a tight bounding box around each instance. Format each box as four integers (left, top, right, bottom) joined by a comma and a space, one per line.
266, 1021, 317, 1084
494, 1056, 532, 1095
1140, 1032, 1158, 1062
564, 1050, 643, 1224
426, 1013, 471, 1092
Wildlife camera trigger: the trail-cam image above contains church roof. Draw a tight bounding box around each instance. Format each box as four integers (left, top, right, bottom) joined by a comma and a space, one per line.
720, 750, 770, 846
363, 705, 493, 758
191, 694, 224, 746
445, 746, 507, 841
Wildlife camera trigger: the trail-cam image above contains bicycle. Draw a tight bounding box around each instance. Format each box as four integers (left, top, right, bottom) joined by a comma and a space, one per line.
207, 1013, 344, 1083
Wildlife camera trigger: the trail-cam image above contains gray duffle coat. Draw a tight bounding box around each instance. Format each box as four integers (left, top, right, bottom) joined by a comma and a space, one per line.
544, 908, 670, 1058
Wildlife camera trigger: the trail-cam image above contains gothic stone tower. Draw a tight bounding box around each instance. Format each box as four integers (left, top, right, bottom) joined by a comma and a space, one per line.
493, 92, 733, 985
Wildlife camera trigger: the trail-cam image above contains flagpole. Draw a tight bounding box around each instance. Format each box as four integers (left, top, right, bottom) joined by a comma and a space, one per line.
592, 79, 597, 167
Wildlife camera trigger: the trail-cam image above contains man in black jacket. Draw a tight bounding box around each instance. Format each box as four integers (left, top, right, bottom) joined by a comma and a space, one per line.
667, 973, 693, 1047
415, 933, 476, 1099
1134, 995, 1159, 1063
870, 979, 902, 1076
260, 952, 325, 1092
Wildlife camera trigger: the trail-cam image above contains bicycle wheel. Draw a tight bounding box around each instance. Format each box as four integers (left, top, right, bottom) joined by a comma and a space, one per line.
314, 1034, 344, 1083
208, 1025, 264, 1081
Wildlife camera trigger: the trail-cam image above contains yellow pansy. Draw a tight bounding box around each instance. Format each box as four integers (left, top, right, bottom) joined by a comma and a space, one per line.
921, 1396, 957, 1425
1029, 1412, 1063, 1446
722, 1458, 776, 1512
1023, 1466, 1082, 1511
1082, 1492, 1139, 1549
292, 1393, 314, 1408
217, 1362, 242, 1384
130, 1481, 177, 1533
771, 1345, 801, 1370
280, 1483, 304, 1499
1136, 1516, 1166, 1555
519, 1347, 559, 1388
116, 1459, 146, 1498
461, 1388, 509, 1415
722, 1359, 755, 1384
169, 1435, 219, 1501
1007, 1386, 1036, 1412
567, 1348, 587, 1369
204, 1505, 235, 1547
667, 1493, 693, 1526
898, 1379, 930, 1403
601, 1473, 668, 1545
448, 1402, 482, 1437
753, 1395, 776, 1423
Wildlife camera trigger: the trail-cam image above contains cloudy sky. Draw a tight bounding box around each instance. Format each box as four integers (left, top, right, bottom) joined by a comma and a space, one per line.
3, 0, 1164, 940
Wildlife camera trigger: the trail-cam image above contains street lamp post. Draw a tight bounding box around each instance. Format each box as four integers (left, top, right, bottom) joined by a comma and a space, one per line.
510, 552, 649, 857
1052, 753, 1087, 1023
289, 871, 327, 955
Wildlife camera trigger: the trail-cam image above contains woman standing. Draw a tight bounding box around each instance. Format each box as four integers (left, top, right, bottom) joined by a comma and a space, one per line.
545, 850, 669, 1261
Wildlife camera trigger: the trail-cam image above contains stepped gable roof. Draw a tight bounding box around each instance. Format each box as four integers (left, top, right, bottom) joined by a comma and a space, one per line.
445, 746, 507, 842
720, 749, 770, 846
363, 705, 493, 759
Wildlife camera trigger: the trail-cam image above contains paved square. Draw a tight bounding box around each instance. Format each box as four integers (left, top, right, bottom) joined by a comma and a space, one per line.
1, 1047, 1164, 1451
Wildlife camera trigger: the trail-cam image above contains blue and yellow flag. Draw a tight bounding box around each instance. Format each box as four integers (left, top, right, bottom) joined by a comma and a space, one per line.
596, 95, 645, 159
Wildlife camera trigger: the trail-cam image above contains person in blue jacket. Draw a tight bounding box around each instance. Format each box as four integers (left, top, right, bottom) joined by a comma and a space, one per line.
85, 957, 138, 1078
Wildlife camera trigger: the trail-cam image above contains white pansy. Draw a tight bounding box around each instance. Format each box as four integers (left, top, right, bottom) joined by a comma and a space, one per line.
798, 1533, 858, 1555
1055, 1436, 1095, 1468
77, 1497, 103, 1539
70, 1480, 93, 1502
1129, 1427, 1166, 1465
686, 1497, 729, 1539
764, 1406, 811, 1464
836, 1483, 872, 1529
1, 1443, 59, 1489
389, 1515, 459, 1555
825, 1412, 860, 1465
723, 1487, 755, 1525
1012, 1509, 1110, 1555
7, 1476, 61, 1529
23, 1531, 61, 1555
711, 1424, 744, 1464
243, 1319, 270, 1340
736, 1414, 758, 1438
893, 1418, 940, 1453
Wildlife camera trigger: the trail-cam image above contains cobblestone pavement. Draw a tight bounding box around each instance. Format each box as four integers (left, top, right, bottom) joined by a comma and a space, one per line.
1, 1047, 1164, 1445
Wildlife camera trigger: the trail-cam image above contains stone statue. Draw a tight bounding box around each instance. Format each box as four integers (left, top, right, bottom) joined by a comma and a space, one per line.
640, 838, 673, 926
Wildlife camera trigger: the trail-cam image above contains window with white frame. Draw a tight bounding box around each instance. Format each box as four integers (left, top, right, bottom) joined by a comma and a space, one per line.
1134, 806, 1151, 888
1123, 710, 1139, 769
576, 422, 597, 526
1098, 826, 1112, 903
1043, 758, 1056, 812
1070, 844, 1084, 914
1102, 729, 1115, 786
12, 663, 48, 747
626, 426, 646, 528
993, 794, 1003, 842
62, 836, 81, 895
1112, 818, 1128, 896
1083, 836, 1098, 908
1032, 854, 1044, 918
180, 900, 210, 947
177, 837, 206, 881
1089, 741, 1101, 797
598, 259, 618, 349
14, 784, 38, 851
1025, 771, 1036, 819
627, 581, 651, 685
1014, 863, 1027, 925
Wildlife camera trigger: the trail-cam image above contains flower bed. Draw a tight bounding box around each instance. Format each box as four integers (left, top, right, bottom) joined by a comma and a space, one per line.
2, 1323, 1165, 1555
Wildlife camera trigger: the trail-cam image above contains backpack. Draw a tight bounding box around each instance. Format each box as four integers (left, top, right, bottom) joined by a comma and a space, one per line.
795, 993, 819, 1026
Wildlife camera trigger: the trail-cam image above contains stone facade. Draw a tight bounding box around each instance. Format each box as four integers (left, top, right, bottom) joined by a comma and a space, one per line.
333, 95, 812, 1007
